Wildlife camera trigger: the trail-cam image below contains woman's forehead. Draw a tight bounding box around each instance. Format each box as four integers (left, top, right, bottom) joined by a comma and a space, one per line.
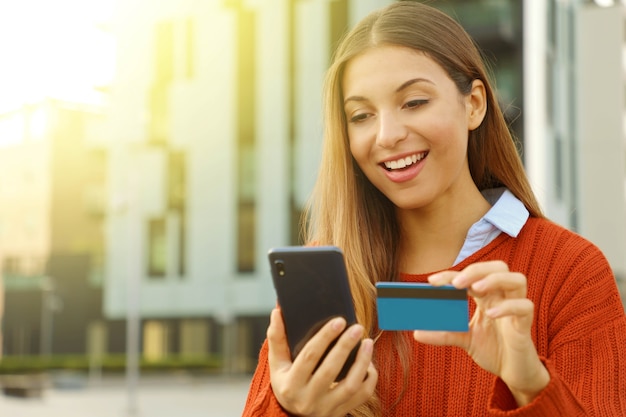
341, 46, 448, 94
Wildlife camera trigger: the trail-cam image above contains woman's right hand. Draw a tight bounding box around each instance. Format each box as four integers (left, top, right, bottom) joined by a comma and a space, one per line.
267, 308, 378, 417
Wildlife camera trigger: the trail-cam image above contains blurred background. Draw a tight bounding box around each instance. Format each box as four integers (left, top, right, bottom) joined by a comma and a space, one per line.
0, 0, 624, 415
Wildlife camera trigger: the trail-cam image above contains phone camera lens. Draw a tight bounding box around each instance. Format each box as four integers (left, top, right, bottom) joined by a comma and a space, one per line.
274, 260, 286, 276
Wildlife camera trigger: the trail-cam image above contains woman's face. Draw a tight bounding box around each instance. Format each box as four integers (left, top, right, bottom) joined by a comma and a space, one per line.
342, 45, 485, 211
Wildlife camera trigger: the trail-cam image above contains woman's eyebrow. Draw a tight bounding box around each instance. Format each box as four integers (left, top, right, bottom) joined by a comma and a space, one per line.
343, 95, 366, 105
396, 77, 435, 92
344, 78, 435, 105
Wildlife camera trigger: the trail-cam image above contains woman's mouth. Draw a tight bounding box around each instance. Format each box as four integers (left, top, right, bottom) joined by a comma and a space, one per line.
382, 151, 428, 171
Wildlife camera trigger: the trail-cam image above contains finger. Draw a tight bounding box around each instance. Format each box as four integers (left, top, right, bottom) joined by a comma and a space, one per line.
361, 362, 379, 397
335, 338, 374, 388
310, 323, 364, 386
486, 298, 535, 323
267, 308, 293, 373
331, 354, 378, 410
451, 260, 509, 288
469, 272, 527, 298
413, 329, 469, 349
291, 317, 348, 378
428, 270, 460, 286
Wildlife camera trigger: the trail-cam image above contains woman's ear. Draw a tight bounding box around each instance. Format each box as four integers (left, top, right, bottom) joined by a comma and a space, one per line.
466, 79, 487, 131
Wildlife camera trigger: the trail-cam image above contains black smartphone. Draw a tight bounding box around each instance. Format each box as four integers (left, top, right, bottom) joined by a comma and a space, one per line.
268, 245, 360, 381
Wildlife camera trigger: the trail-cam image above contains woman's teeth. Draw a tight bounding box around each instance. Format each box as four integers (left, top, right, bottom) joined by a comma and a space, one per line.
383, 152, 427, 170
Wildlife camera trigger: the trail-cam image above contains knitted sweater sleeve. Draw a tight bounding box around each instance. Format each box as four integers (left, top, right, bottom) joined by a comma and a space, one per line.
487, 237, 626, 416
241, 340, 291, 417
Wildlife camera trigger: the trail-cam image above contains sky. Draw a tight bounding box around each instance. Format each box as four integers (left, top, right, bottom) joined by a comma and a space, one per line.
0, 0, 116, 113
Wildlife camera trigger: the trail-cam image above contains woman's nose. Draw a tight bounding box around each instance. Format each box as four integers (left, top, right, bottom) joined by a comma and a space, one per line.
376, 111, 408, 148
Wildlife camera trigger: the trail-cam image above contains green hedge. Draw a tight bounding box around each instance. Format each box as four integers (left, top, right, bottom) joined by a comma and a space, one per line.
0, 354, 222, 374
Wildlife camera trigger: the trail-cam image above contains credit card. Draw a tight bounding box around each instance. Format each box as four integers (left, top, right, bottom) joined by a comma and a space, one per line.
376, 282, 469, 332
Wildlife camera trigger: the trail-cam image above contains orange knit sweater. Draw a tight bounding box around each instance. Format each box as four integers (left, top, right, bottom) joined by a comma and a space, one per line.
242, 218, 626, 416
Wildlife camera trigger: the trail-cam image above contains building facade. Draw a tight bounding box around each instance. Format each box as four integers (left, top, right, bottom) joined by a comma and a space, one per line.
524, 0, 626, 279
103, 0, 400, 371
0, 99, 107, 356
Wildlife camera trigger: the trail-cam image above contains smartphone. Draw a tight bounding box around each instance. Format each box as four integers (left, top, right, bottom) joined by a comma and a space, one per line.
376, 282, 469, 332
268, 246, 359, 381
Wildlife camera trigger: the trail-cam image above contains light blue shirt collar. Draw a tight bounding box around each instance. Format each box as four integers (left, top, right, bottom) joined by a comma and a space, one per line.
453, 188, 529, 265
481, 187, 529, 238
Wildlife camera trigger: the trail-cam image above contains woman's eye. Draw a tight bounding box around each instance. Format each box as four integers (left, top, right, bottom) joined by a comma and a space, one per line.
405, 99, 428, 109
349, 113, 369, 123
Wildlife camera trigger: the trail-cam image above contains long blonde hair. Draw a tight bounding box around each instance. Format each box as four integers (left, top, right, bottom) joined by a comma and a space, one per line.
302, 2, 543, 415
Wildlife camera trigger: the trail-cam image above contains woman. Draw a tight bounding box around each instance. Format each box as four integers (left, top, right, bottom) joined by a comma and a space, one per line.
242, 2, 626, 416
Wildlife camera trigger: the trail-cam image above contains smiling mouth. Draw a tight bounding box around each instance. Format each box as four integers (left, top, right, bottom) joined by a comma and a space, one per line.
382, 152, 428, 171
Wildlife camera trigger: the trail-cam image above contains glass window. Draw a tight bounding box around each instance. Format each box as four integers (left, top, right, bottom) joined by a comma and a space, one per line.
147, 217, 167, 278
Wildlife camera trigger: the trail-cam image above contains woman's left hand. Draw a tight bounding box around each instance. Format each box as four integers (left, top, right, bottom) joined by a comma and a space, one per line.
413, 260, 550, 406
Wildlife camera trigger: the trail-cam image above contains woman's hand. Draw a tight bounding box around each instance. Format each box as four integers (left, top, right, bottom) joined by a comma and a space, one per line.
413, 260, 550, 406
267, 308, 378, 417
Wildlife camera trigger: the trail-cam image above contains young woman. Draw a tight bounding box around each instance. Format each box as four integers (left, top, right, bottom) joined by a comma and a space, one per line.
242, 2, 626, 416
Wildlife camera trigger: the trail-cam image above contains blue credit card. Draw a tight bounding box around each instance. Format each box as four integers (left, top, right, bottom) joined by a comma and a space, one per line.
376, 282, 469, 332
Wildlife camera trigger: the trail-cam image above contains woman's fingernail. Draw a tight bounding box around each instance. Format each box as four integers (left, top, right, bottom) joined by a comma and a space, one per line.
362, 338, 374, 354
486, 307, 500, 318
350, 325, 364, 338
429, 273, 443, 284
452, 274, 466, 287
332, 317, 346, 330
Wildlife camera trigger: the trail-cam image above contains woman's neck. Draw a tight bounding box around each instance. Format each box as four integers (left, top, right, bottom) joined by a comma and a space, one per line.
397, 184, 491, 274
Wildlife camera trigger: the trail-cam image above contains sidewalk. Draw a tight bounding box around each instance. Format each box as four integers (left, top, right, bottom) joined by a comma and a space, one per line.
0, 372, 251, 417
